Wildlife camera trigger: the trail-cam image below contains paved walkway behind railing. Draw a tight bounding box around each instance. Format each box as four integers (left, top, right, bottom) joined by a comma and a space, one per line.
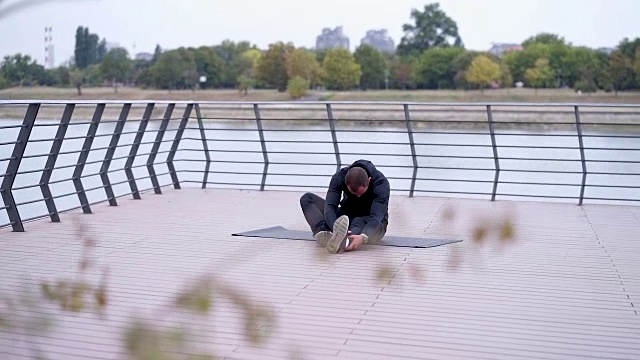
2, 188, 640, 359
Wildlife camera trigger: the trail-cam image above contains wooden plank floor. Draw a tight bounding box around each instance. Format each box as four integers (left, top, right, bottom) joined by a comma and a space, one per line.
1, 188, 640, 359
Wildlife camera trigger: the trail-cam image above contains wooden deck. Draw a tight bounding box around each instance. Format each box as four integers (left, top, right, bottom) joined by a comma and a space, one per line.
1, 188, 640, 359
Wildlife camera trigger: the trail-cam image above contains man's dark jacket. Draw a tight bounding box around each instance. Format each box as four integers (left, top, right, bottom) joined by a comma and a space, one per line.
324, 160, 390, 237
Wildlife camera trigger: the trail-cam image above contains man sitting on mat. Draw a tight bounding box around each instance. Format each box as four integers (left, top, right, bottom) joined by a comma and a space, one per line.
300, 159, 390, 253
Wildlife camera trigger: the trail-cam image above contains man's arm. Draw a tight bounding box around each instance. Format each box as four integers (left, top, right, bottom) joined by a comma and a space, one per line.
362, 178, 390, 237
323, 172, 343, 229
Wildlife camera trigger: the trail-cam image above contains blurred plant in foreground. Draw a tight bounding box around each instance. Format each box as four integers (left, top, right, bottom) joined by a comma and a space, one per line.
1, 217, 279, 359
122, 274, 277, 360
0, 279, 55, 359
442, 203, 518, 270
40, 219, 109, 316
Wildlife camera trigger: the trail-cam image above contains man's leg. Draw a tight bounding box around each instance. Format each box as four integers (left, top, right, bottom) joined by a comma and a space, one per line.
349, 216, 388, 244
300, 192, 350, 251
299, 192, 331, 235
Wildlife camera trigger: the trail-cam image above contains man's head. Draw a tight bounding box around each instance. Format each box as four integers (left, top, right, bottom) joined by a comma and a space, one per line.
345, 167, 371, 197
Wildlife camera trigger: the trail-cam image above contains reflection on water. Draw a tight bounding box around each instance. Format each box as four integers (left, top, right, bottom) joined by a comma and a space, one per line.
1, 117, 639, 227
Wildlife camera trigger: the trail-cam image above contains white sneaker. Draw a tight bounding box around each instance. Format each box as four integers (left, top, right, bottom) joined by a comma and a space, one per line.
314, 231, 332, 247
327, 215, 349, 254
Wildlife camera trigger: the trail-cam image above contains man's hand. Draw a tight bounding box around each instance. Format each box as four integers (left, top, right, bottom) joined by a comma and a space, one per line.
345, 233, 366, 251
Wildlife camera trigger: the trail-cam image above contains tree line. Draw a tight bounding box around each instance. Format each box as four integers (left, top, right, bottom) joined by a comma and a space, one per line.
1, 3, 639, 98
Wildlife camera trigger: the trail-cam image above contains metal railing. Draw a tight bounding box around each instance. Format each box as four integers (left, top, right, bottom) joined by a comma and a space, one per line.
1, 100, 639, 232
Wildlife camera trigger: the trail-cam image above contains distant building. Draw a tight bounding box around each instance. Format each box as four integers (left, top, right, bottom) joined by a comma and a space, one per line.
315, 26, 350, 51
488, 43, 523, 57
597, 47, 615, 55
44, 27, 55, 69
360, 29, 396, 53
135, 52, 154, 62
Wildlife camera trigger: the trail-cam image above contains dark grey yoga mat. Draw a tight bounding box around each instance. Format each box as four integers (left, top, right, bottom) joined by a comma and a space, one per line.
232, 226, 462, 248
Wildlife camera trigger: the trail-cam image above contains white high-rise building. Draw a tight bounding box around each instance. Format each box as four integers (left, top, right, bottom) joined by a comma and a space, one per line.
44, 27, 55, 69
315, 26, 350, 51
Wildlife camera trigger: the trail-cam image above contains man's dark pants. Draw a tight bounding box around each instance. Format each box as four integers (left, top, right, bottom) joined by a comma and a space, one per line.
300, 192, 387, 243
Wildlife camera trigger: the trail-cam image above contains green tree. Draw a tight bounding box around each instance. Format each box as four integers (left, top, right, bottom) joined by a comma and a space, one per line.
287, 76, 309, 99
69, 68, 85, 95
286, 48, 322, 87
74, 26, 106, 69
465, 55, 501, 92
84, 64, 104, 86
85, 29, 98, 65
238, 48, 263, 89
213, 40, 256, 88
354, 45, 389, 90
49, 66, 71, 87
503, 43, 567, 86
136, 67, 154, 88
451, 50, 478, 89
100, 47, 133, 93
603, 51, 635, 95
237, 74, 254, 95
389, 55, 418, 89
506, 35, 575, 86
313, 49, 329, 64
617, 37, 640, 60
0, 53, 45, 86
242, 49, 263, 73
321, 48, 362, 90
152, 44, 163, 63
0, 74, 7, 89
560, 46, 602, 87
130, 57, 152, 88
524, 58, 554, 93
503, 50, 531, 83
256, 42, 294, 92
151, 48, 198, 90
397, 3, 463, 57
414, 47, 465, 89
499, 61, 514, 89
74, 27, 85, 68
605, 40, 640, 90
522, 33, 567, 48
191, 46, 224, 88
619, 44, 640, 89
96, 38, 107, 64
452, 51, 512, 89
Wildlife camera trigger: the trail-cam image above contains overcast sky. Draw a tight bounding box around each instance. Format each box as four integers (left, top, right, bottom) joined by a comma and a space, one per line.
1, 0, 638, 66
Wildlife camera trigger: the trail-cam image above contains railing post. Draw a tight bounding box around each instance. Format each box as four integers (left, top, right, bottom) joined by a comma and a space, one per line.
148, 103, 175, 194
487, 105, 500, 201
101, 103, 130, 206
325, 103, 341, 173
126, 103, 154, 199
1, 103, 39, 232
73, 103, 105, 214
253, 104, 269, 191
167, 103, 194, 190
575, 105, 587, 205
404, 104, 418, 197
195, 104, 211, 189
40, 104, 74, 222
